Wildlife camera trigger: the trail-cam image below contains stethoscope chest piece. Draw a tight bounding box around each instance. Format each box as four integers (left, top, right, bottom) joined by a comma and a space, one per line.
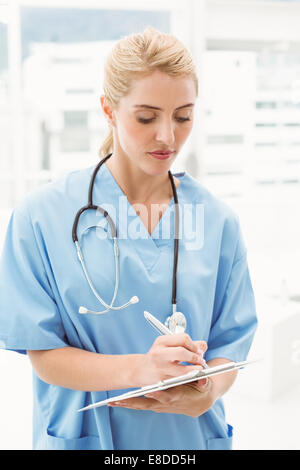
165, 311, 187, 334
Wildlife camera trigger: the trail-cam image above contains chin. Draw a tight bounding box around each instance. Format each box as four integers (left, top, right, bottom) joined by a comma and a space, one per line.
143, 154, 175, 175
143, 162, 171, 177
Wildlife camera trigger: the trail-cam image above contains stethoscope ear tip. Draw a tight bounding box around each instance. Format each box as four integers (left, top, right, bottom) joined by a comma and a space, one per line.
79, 306, 88, 314
130, 296, 139, 304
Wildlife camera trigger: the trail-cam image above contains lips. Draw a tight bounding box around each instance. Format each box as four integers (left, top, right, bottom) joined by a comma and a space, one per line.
148, 151, 174, 160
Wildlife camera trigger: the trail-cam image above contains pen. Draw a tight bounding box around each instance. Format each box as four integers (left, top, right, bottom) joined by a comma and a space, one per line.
144, 310, 173, 335
144, 310, 209, 369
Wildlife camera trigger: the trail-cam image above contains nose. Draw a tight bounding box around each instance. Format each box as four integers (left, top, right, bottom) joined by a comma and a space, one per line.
155, 118, 175, 147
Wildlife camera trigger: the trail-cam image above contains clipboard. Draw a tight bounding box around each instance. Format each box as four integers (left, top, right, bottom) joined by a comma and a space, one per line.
77, 359, 258, 412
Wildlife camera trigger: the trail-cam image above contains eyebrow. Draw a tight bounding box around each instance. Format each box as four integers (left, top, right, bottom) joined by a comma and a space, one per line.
133, 103, 194, 111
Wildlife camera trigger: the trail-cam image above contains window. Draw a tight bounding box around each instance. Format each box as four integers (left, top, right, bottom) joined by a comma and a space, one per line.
256, 101, 277, 109
5, 5, 172, 203
61, 111, 89, 152
64, 110, 88, 128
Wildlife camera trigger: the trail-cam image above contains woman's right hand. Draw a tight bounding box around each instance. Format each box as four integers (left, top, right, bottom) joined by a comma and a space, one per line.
136, 333, 207, 386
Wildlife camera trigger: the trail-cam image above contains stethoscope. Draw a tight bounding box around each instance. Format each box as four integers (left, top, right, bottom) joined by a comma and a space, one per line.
72, 153, 187, 334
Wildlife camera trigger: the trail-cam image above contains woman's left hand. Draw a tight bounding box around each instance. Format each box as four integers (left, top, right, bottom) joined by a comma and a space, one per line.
108, 377, 215, 418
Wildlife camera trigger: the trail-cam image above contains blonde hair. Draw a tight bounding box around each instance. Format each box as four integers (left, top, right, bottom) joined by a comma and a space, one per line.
99, 26, 198, 159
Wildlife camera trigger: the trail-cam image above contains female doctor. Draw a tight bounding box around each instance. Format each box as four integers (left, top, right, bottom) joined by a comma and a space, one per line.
0, 27, 257, 450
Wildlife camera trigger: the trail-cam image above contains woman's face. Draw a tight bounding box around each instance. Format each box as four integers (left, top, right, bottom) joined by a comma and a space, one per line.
102, 69, 197, 176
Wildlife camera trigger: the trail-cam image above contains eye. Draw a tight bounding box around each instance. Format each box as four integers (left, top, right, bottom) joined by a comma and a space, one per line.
176, 117, 191, 122
137, 117, 191, 124
137, 117, 155, 124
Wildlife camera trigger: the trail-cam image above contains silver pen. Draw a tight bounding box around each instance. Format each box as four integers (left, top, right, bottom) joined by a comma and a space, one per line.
144, 310, 209, 368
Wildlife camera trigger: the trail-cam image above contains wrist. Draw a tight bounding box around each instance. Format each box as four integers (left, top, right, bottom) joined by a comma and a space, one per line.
127, 354, 145, 388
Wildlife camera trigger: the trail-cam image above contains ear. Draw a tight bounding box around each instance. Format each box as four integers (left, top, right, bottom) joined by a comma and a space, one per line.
100, 95, 115, 127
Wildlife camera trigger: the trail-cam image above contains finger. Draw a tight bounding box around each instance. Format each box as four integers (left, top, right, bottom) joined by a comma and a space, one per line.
194, 340, 208, 355
156, 333, 199, 354
157, 363, 204, 382
167, 363, 206, 377
163, 346, 206, 366
191, 377, 210, 392
145, 390, 175, 404
197, 377, 209, 388
109, 397, 156, 409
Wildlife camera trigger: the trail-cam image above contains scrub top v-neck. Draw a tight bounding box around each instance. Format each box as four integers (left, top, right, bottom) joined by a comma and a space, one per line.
98, 162, 179, 272
0, 161, 257, 450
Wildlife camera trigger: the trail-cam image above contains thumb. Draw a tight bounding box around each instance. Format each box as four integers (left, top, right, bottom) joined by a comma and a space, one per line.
195, 377, 210, 392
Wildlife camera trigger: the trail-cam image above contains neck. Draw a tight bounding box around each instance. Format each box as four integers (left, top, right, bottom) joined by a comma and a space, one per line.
105, 152, 176, 204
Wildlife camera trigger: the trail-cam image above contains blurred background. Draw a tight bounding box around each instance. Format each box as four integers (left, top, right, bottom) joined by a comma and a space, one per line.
1, 0, 300, 450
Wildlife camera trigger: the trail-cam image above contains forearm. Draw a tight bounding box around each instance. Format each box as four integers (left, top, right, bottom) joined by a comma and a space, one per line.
207, 357, 238, 401
27, 346, 144, 392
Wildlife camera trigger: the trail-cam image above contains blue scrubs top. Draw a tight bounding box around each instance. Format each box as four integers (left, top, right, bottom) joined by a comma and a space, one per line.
0, 162, 257, 450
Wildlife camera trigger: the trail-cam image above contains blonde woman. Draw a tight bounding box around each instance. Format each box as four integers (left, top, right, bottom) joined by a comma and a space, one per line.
0, 27, 257, 450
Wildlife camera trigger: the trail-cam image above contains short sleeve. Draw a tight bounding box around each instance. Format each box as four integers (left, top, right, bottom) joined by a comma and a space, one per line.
205, 219, 258, 363
0, 206, 69, 355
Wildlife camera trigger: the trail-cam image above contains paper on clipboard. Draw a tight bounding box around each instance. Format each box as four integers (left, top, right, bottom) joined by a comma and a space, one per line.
77, 359, 258, 412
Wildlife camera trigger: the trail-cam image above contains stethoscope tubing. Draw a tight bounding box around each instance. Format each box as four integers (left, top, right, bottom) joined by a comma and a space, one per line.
72, 153, 179, 313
